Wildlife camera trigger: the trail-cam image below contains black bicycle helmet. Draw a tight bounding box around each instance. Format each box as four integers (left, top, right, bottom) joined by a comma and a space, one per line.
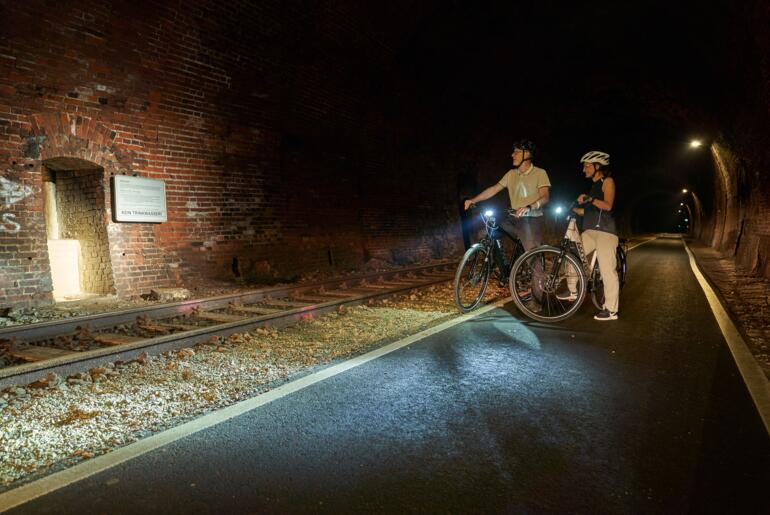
512, 139, 537, 158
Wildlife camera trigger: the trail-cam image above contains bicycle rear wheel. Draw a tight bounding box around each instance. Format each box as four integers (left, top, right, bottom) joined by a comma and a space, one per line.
510, 246, 586, 322
454, 244, 492, 312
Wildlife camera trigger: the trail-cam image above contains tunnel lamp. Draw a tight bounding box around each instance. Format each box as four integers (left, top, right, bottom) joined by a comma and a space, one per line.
689, 140, 703, 148
682, 188, 689, 194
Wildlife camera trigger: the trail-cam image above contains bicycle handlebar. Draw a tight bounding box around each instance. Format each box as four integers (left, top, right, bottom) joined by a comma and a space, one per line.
467, 203, 531, 218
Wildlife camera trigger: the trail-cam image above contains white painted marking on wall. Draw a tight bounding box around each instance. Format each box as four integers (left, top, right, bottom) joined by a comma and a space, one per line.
0, 213, 20, 234
684, 240, 770, 435
0, 177, 34, 208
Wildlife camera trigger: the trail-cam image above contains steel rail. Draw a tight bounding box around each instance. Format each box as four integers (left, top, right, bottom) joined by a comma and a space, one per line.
0, 263, 455, 389
0, 262, 454, 343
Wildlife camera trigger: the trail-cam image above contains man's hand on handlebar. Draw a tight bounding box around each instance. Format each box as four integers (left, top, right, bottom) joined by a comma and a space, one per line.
464, 199, 475, 211
514, 206, 530, 217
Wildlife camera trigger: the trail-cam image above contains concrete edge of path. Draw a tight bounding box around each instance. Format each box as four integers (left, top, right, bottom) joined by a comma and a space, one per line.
683, 239, 770, 436
0, 298, 510, 513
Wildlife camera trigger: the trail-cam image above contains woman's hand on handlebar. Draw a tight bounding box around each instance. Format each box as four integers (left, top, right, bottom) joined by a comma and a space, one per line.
464, 199, 476, 211
568, 200, 584, 216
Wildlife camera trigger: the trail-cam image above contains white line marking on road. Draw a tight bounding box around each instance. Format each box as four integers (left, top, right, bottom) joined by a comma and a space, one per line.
627, 236, 657, 251
683, 240, 770, 435
0, 298, 509, 513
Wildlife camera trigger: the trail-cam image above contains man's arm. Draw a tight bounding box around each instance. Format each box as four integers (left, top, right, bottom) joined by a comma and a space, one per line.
532, 186, 550, 209
516, 186, 550, 216
464, 183, 505, 210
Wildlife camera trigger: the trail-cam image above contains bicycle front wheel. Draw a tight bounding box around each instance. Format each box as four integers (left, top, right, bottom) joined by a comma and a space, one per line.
454, 244, 492, 312
510, 246, 586, 322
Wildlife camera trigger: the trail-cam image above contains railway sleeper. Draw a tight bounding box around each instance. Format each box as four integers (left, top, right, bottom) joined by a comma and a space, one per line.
9, 344, 76, 362
92, 333, 144, 346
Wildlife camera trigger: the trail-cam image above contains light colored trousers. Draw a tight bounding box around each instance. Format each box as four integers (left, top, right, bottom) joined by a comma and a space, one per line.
567, 229, 620, 313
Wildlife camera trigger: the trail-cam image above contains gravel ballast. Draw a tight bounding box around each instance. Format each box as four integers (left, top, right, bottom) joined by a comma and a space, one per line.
0, 283, 507, 489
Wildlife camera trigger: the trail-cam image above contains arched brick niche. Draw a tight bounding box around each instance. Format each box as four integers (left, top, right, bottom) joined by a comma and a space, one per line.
33, 113, 180, 299
0, 112, 181, 308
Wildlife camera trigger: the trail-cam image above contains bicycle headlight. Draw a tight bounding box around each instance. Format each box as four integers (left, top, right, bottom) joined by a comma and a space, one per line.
484, 209, 494, 217
554, 206, 563, 215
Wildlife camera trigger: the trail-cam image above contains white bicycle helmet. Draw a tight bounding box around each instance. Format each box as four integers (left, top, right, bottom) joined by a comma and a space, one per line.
580, 151, 610, 166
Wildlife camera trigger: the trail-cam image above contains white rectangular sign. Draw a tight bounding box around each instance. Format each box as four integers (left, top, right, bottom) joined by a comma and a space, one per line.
112, 175, 167, 223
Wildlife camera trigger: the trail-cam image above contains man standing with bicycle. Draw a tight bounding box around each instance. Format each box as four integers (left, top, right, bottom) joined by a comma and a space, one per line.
463, 139, 551, 261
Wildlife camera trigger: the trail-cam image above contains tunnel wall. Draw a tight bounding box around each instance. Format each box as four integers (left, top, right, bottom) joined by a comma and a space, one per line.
0, 1, 463, 308
699, 0, 770, 279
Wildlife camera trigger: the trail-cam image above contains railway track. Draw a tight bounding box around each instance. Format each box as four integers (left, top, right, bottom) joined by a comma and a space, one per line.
0, 262, 456, 389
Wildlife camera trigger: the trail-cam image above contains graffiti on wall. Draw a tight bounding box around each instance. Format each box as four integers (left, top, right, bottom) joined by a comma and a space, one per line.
0, 177, 34, 234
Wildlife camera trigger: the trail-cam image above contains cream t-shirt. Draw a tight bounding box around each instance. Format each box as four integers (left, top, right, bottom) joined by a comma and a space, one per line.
497, 164, 551, 215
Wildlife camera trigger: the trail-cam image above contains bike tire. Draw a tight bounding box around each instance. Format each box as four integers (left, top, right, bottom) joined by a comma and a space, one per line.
454, 244, 492, 312
510, 246, 586, 323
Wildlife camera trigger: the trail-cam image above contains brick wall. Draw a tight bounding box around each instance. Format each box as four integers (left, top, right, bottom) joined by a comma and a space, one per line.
698, 0, 770, 279
0, 1, 463, 308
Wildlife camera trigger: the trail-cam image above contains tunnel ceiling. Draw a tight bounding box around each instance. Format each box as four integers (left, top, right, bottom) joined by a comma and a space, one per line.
369, 0, 736, 217
389, 0, 725, 130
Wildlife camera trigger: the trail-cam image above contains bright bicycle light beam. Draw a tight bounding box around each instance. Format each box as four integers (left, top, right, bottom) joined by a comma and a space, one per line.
554, 206, 563, 214
690, 140, 703, 148
484, 210, 494, 217
682, 188, 689, 194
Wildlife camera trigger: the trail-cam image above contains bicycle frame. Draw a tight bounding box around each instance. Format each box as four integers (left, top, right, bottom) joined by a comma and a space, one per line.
564, 217, 599, 277
476, 210, 524, 279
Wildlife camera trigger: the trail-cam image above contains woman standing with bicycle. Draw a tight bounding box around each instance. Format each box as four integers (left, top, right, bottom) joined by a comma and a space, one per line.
572, 151, 620, 321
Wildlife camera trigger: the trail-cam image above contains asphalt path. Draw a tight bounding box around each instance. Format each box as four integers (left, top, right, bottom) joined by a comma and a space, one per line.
7, 237, 769, 514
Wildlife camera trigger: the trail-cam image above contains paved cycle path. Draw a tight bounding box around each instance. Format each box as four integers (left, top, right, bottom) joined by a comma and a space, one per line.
7, 237, 769, 514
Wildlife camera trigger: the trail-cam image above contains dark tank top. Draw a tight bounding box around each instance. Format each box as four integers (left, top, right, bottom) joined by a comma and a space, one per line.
583, 177, 617, 235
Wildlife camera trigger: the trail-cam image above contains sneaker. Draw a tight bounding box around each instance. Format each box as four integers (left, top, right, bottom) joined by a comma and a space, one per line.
594, 309, 618, 321
556, 291, 578, 301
